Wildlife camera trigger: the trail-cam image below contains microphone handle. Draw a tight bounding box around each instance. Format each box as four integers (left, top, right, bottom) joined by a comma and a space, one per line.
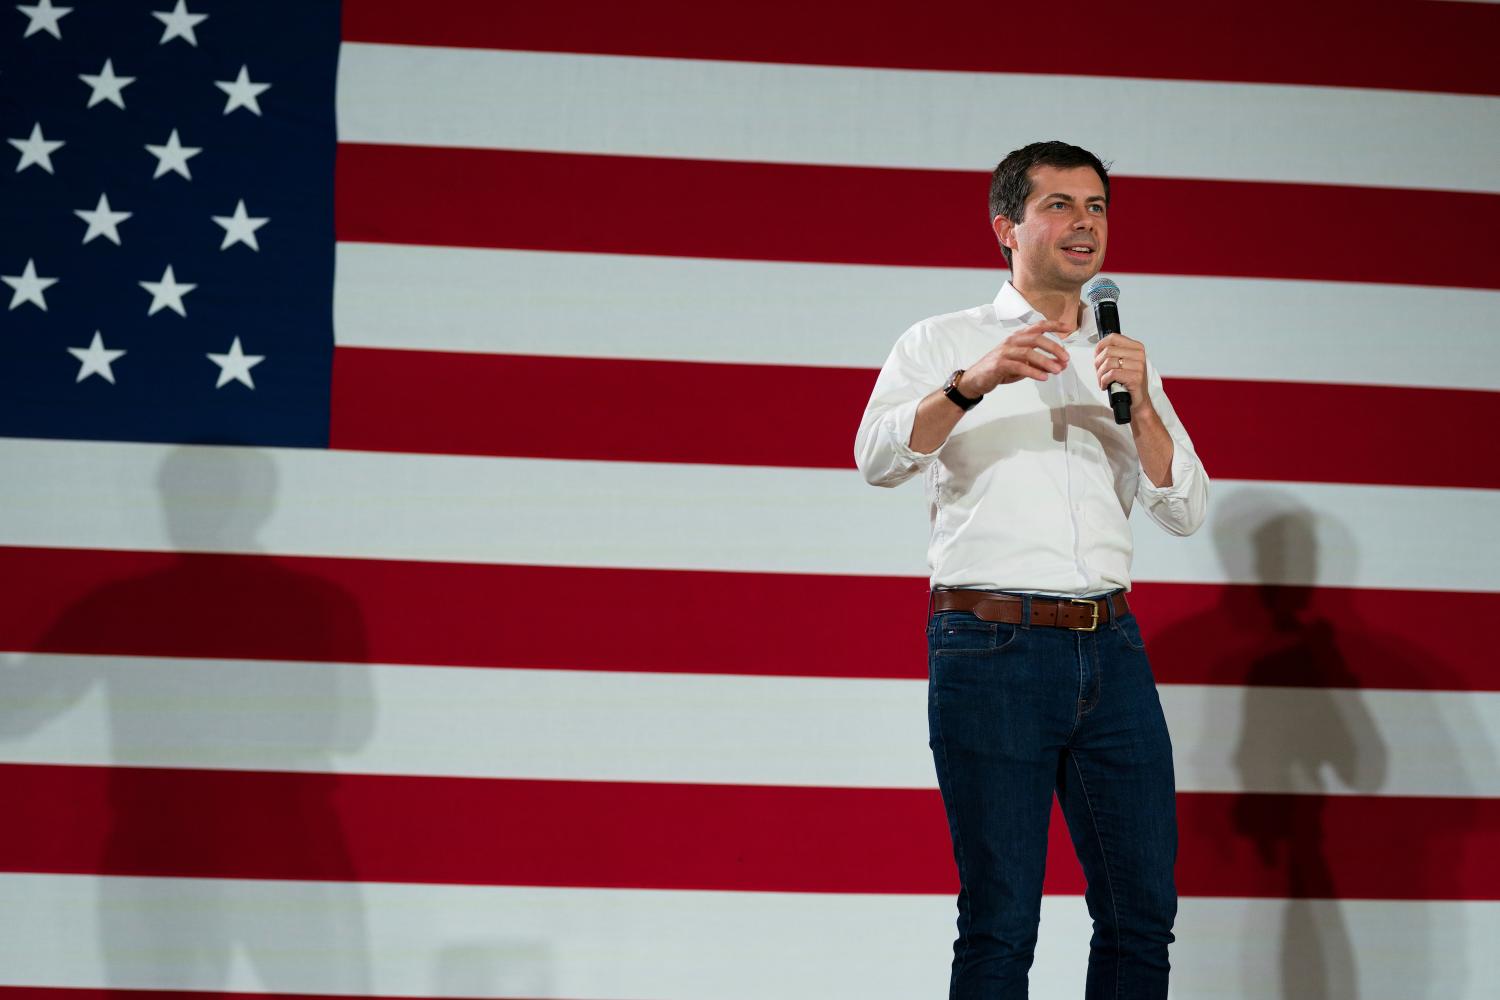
1094, 300, 1132, 426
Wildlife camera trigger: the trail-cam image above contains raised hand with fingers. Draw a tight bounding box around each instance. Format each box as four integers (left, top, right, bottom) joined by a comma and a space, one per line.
958, 319, 1072, 398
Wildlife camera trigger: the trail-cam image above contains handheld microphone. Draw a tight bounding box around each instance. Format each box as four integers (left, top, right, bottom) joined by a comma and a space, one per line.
1084, 276, 1131, 425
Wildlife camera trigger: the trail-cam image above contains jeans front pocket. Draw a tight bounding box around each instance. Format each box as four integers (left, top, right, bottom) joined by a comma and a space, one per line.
931, 612, 1015, 656
1115, 613, 1148, 651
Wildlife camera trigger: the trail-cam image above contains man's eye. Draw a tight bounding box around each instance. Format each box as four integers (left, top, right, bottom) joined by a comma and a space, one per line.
1089, 204, 1105, 213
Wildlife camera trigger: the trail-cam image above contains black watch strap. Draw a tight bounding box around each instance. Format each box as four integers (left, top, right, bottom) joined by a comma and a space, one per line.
943, 369, 982, 411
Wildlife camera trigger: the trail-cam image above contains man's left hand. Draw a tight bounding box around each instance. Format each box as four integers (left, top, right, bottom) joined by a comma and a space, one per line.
1093, 333, 1153, 414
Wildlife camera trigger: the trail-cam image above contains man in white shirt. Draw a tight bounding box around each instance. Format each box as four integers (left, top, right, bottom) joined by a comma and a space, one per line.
854, 141, 1208, 999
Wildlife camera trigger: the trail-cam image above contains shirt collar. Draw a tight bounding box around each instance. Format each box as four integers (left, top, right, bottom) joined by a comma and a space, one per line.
992, 281, 1096, 343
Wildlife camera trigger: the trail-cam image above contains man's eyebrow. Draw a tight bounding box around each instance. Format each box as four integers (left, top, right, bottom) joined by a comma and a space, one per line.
1036, 192, 1107, 202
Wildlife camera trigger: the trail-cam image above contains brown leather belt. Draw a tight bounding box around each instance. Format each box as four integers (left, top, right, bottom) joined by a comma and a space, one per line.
930, 589, 1129, 632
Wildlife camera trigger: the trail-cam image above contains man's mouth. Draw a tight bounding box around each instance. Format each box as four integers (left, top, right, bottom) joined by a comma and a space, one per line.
1061, 244, 1096, 261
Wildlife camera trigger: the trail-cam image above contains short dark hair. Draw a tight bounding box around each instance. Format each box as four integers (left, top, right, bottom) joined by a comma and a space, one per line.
988, 141, 1111, 268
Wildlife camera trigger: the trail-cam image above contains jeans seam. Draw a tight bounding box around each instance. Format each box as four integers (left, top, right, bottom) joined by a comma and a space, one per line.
1066, 636, 1084, 742
1069, 753, 1123, 1000
929, 691, 973, 984
1089, 635, 1103, 715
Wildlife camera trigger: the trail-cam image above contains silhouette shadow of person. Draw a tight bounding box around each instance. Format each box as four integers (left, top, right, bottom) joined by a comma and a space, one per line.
1149, 486, 1496, 998
0, 444, 376, 992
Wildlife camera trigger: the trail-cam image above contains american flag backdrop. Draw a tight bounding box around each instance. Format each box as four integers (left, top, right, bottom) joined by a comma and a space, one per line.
1, 1, 1498, 997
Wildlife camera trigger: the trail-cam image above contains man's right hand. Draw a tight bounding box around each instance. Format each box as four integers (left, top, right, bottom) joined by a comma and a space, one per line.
959, 320, 1071, 397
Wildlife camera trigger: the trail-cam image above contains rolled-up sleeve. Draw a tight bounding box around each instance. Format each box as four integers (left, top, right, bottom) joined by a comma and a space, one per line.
1135, 363, 1210, 536
854, 323, 952, 488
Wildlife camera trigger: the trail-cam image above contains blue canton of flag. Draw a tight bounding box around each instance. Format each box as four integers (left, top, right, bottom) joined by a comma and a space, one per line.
0, 0, 339, 447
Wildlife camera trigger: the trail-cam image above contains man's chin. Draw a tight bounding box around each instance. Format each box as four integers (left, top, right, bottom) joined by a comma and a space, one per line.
1056, 261, 1103, 287
1067, 259, 1104, 286
1014, 256, 1105, 290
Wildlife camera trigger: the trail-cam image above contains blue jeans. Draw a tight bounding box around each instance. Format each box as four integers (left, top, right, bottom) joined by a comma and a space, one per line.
926, 595, 1177, 999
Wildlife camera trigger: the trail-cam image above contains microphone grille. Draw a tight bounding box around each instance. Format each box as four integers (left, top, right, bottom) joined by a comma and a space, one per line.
1083, 276, 1121, 305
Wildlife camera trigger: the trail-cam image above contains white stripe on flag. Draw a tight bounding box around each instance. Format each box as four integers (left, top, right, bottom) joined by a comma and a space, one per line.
4, 439, 1498, 592
2, 872, 1495, 998
334, 243, 1500, 392
3, 652, 1497, 797
336, 43, 1500, 194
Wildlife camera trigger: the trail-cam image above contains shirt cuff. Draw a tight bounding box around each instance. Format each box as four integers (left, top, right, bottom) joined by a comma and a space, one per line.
1137, 442, 1199, 499
890, 396, 945, 463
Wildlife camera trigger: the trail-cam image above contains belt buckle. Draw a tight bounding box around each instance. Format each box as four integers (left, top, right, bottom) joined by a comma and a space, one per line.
1068, 598, 1100, 632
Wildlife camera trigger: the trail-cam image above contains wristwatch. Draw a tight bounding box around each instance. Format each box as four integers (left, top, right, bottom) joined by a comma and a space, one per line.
943, 369, 983, 411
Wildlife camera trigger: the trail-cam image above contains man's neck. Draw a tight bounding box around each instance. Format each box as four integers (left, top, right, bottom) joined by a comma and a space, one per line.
1011, 279, 1083, 330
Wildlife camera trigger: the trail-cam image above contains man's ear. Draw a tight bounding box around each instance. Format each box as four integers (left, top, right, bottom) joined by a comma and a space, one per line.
992, 214, 1016, 252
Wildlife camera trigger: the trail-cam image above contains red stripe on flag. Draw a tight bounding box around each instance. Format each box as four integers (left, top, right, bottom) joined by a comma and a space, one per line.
0, 993, 281, 1000
328, 345, 1500, 491
2, 763, 1497, 899
340, 0, 1500, 98
2, 546, 1489, 691
1162, 378, 1500, 491
329, 348, 873, 470
335, 144, 1500, 291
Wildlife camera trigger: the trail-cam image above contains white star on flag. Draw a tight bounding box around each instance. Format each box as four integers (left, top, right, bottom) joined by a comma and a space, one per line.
152, 0, 206, 46
215, 65, 270, 116
16, 0, 71, 39
139, 264, 196, 317
74, 193, 132, 245
9, 122, 64, 174
144, 128, 201, 180
2, 258, 58, 311
212, 199, 269, 250
207, 337, 264, 389
79, 59, 136, 109
67, 331, 126, 384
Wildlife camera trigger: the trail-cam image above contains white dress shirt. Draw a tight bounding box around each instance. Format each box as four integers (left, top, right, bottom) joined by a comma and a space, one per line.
854, 282, 1208, 596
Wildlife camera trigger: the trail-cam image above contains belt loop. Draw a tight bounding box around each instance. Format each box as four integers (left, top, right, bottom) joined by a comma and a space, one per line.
1019, 593, 1031, 630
